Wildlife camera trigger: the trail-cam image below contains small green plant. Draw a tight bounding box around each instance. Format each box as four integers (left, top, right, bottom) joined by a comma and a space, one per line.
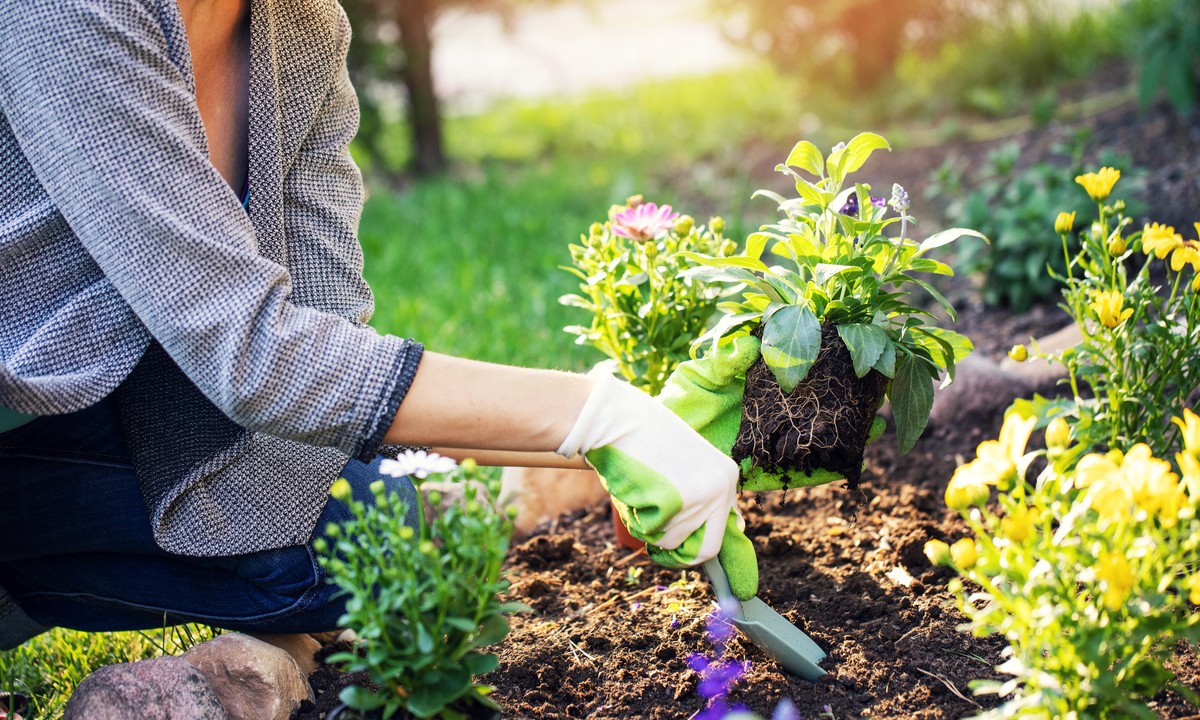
682, 133, 981, 481
559, 195, 737, 395
927, 409, 1200, 718
927, 138, 1142, 311
316, 452, 527, 719
1010, 168, 1199, 457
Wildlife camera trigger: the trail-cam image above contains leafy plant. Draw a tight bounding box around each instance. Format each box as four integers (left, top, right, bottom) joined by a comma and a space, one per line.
559, 196, 737, 395
927, 410, 1200, 718
1135, 0, 1200, 115
315, 452, 527, 719
927, 138, 1143, 311
1010, 167, 1199, 457
684, 133, 982, 453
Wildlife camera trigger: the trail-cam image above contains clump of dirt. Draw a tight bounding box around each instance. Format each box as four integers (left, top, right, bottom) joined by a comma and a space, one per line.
732, 323, 888, 488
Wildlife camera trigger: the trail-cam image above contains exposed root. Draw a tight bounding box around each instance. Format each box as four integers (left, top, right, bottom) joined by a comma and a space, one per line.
732, 323, 887, 489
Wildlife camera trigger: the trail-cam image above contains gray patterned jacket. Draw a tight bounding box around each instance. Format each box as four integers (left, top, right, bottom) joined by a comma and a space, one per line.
0, 0, 423, 559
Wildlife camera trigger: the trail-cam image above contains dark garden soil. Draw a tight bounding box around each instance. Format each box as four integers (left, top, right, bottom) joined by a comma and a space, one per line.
295, 66, 1200, 719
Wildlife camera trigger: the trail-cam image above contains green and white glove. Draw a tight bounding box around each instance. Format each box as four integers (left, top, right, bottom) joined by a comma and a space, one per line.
556, 367, 756, 598
658, 334, 884, 492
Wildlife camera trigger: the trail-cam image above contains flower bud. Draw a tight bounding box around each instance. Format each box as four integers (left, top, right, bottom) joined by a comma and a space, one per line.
1107, 234, 1127, 256
1054, 211, 1076, 235
626, 194, 645, 208
673, 215, 695, 235
1008, 344, 1028, 362
460, 458, 477, 474
369, 480, 386, 498
1090, 222, 1105, 243
419, 540, 435, 555
399, 526, 415, 541
950, 538, 978, 568
589, 222, 605, 237
709, 216, 725, 234
1046, 417, 1071, 450
329, 478, 353, 503
923, 539, 952, 566
313, 537, 328, 553
506, 505, 520, 520
427, 490, 442, 506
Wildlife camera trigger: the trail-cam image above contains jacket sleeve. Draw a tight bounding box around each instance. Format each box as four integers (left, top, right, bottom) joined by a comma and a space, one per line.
0, 0, 421, 457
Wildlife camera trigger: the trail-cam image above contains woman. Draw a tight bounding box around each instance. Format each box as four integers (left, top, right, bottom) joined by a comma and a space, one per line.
0, 0, 750, 648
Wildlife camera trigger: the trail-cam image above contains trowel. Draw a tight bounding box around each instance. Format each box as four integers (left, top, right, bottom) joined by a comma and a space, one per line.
703, 559, 827, 681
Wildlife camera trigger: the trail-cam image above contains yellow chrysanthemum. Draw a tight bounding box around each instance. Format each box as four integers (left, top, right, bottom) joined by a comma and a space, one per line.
1076, 167, 1121, 201
945, 464, 991, 509
1174, 409, 1200, 453
1074, 450, 1123, 489
1178, 452, 1200, 500
1170, 241, 1200, 273
1045, 417, 1071, 450
1096, 550, 1135, 612
1188, 574, 1200, 605
1107, 234, 1127, 256
972, 413, 1037, 487
999, 505, 1038, 544
923, 539, 952, 567
1090, 289, 1134, 329
950, 538, 978, 569
1054, 211, 1076, 235
1142, 222, 1183, 259
1123, 444, 1185, 525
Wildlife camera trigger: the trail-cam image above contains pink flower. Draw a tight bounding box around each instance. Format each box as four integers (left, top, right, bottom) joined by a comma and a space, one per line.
611, 202, 680, 241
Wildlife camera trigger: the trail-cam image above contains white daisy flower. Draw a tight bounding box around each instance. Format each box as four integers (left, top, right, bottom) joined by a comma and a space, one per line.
379, 449, 459, 479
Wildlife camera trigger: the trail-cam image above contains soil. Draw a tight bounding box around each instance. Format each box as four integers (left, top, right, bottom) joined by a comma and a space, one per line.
296, 66, 1200, 719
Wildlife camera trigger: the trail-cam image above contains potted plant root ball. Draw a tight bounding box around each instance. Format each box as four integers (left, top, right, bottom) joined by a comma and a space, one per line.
682, 133, 985, 489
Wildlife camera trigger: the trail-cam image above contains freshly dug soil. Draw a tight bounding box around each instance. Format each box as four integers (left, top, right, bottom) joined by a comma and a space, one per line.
732, 323, 888, 488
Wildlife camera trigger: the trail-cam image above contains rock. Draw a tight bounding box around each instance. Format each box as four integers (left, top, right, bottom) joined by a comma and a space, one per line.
183, 633, 311, 720
929, 355, 1035, 428
63, 656, 228, 720
247, 633, 322, 677
498, 466, 609, 537
998, 322, 1082, 389
306, 630, 342, 645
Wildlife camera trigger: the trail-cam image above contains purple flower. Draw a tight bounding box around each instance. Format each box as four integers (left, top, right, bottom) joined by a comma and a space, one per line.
871, 196, 887, 208
611, 202, 680, 241
705, 606, 737, 648
697, 659, 750, 699
839, 194, 859, 216
889, 183, 910, 213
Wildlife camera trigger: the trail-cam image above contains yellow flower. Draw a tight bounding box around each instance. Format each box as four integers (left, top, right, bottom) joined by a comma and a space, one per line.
1054, 211, 1076, 235
1000, 506, 1038, 544
329, 477, 353, 503
1096, 550, 1135, 612
1107, 234, 1127, 256
1008, 344, 1028, 362
1193, 274, 1200, 293
1123, 444, 1185, 525
1075, 450, 1123, 489
1173, 409, 1200, 455
950, 538, 978, 569
1045, 417, 1071, 450
945, 463, 991, 509
1090, 289, 1133, 329
1142, 222, 1183, 259
1075, 167, 1120, 201
923, 539, 952, 566
1178, 452, 1200, 500
973, 413, 1038, 488
1170, 241, 1200, 273
1187, 574, 1200, 605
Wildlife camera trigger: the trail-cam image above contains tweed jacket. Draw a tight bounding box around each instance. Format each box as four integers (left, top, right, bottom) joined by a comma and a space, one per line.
0, 0, 423, 556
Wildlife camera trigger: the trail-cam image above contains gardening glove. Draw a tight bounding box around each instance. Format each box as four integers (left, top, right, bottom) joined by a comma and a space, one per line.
556, 368, 757, 599
658, 335, 886, 492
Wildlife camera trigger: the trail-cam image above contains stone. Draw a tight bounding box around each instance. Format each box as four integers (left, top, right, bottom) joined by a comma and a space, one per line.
63, 656, 228, 720
998, 322, 1082, 390
183, 633, 311, 720
247, 633, 322, 677
928, 355, 1036, 428
498, 466, 609, 537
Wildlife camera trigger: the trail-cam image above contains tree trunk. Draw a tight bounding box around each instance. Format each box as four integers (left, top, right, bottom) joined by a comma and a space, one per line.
397, 0, 447, 175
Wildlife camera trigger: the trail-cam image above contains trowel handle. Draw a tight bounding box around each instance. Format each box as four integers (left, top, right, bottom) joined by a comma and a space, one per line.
703, 558, 746, 618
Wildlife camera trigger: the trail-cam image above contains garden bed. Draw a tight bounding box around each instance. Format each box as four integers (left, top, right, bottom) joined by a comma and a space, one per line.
293, 74, 1200, 719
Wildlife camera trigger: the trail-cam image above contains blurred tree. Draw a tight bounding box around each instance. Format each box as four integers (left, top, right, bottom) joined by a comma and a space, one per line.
342, 0, 560, 177
708, 0, 979, 95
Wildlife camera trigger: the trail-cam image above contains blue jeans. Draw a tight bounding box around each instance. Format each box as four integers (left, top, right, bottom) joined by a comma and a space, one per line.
0, 398, 419, 638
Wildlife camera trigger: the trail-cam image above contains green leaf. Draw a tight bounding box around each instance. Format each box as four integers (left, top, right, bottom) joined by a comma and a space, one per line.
892, 353, 935, 454
761, 304, 822, 393
472, 614, 510, 648
794, 177, 829, 208
679, 265, 761, 287
874, 340, 897, 378
837, 323, 889, 378
832, 132, 891, 182
916, 227, 987, 255
744, 232, 769, 261
463, 651, 500, 676
751, 188, 788, 206
813, 263, 861, 285
785, 140, 825, 177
